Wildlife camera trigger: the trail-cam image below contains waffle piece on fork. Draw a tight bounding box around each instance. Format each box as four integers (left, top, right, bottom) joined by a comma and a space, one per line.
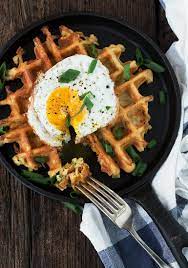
87, 47, 153, 177
0, 26, 96, 176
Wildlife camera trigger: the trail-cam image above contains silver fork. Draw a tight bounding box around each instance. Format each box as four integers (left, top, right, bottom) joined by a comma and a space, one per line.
76, 177, 171, 268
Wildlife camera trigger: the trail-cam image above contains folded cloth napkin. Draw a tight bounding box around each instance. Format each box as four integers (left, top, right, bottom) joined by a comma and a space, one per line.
80, 0, 188, 267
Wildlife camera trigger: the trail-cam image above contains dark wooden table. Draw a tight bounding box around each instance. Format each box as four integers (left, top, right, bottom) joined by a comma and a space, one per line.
0, 1, 176, 267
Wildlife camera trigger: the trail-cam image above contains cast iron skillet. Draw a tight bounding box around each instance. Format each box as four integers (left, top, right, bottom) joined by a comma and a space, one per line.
0, 13, 188, 267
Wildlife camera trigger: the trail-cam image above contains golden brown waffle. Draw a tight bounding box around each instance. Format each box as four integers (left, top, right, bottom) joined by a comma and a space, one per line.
0, 124, 61, 177
87, 48, 153, 176
98, 44, 138, 82
42, 26, 98, 61
0, 25, 153, 178
0, 26, 96, 176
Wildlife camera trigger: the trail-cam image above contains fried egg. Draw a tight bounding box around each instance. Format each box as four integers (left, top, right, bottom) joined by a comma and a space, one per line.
27, 54, 118, 147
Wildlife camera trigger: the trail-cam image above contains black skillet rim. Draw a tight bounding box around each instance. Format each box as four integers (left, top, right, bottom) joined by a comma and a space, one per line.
0, 12, 181, 204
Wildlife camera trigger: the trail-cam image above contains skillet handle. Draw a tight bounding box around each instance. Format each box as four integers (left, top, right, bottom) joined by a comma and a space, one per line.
127, 183, 188, 268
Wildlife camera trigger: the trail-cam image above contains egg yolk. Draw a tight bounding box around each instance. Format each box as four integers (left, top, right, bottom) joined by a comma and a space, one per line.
46, 86, 87, 132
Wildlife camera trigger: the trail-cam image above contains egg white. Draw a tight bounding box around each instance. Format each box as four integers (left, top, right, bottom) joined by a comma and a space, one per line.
27, 54, 118, 147
28, 100, 66, 147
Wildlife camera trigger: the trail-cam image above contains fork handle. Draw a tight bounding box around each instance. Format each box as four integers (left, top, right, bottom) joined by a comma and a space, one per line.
128, 183, 188, 268
127, 226, 170, 268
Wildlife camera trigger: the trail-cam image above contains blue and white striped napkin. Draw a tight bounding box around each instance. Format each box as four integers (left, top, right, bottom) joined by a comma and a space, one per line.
80, 0, 188, 267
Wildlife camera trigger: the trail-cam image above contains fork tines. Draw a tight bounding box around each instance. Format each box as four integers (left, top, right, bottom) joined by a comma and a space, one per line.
76, 177, 126, 220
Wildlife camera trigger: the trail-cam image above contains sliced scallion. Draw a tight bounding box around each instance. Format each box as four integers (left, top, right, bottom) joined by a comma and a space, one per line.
112, 174, 120, 179
132, 160, 147, 177
84, 95, 94, 111
113, 127, 124, 140
22, 170, 56, 185
80, 92, 94, 112
159, 90, 166, 104
102, 141, 114, 156
0, 62, 6, 79
124, 63, 131, 81
136, 48, 144, 66
0, 62, 7, 92
106, 106, 111, 110
143, 59, 165, 73
87, 44, 98, 58
70, 191, 80, 199
65, 115, 71, 127
0, 125, 9, 135
59, 69, 80, 83
80, 91, 95, 99
64, 201, 83, 214
147, 139, 157, 149
88, 59, 97, 74
125, 146, 140, 163
34, 156, 49, 164
135, 48, 165, 73
0, 81, 4, 90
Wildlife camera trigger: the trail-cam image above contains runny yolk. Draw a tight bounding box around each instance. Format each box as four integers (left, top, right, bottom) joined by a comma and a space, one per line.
46, 86, 87, 132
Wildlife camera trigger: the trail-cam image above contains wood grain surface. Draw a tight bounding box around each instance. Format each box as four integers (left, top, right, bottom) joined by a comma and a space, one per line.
0, 1, 176, 267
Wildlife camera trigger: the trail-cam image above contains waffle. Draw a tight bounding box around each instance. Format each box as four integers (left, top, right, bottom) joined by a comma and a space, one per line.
0, 25, 153, 179
0, 26, 96, 176
98, 44, 138, 83
87, 46, 153, 177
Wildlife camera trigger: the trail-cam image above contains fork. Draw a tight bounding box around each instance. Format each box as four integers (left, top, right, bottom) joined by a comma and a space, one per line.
76, 177, 171, 268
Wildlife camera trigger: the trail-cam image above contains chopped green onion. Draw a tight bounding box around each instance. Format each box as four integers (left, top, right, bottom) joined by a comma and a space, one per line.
0, 62, 7, 92
22, 170, 56, 185
70, 191, 80, 199
105, 143, 113, 155
71, 91, 94, 119
135, 48, 165, 73
34, 155, 48, 164
112, 174, 120, 179
106, 106, 111, 110
22, 170, 45, 179
59, 69, 80, 83
88, 59, 97, 74
124, 63, 131, 81
132, 160, 147, 176
87, 44, 98, 58
50, 176, 57, 184
136, 48, 144, 66
0, 62, 6, 79
72, 103, 85, 118
81, 93, 94, 111
64, 201, 83, 214
65, 115, 71, 127
126, 146, 140, 163
143, 59, 165, 73
113, 127, 124, 140
102, 141, 114, 156
80, 91, 95, 100
159, 90, 166, 104
0, 126, 9, 135
80, 92, 94, 112
0, 81, 4, 90
70, 101, 91, 119
84, 95, 94, 111
0, 125, 9, 135
147, 139, 157, 149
